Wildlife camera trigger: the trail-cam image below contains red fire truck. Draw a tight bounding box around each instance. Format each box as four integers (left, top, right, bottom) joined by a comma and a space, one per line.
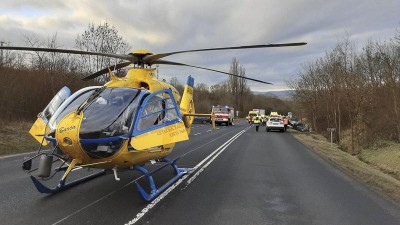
212, 105, 234, 126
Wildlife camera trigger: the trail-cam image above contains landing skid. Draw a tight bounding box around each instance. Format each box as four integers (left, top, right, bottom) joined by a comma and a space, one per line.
24, 154, 107, 194
24, 153, 190, 199
30, 170, 106, 194
134, 157, 192, 201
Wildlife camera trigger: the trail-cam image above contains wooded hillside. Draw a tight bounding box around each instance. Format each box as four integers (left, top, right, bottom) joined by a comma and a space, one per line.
289, 33, 400, 154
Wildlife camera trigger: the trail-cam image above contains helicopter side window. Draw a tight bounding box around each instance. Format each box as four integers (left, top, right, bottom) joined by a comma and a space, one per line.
163, 98, 178, 122
137, 95, 164, 131
136, 91, 179, 132
42, 86, 71, 122
48, 88, 98, 130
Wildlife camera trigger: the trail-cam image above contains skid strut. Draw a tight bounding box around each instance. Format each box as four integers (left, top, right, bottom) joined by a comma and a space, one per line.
134, 157, 191, 201
30, 159, 106, 194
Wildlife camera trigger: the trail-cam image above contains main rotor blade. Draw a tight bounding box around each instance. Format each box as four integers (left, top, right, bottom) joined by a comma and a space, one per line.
154, 59, 272, 85
0, 46, 137, 62
82, 62, 132, 81
144, 42, 307, 63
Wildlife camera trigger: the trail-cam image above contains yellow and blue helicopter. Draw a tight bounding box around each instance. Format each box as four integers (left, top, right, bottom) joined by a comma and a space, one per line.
1, 42, 306, 201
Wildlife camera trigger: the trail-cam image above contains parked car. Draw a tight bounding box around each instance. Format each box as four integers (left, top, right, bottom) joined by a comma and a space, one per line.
193, 116, 211, 124
266, 117, 285, 132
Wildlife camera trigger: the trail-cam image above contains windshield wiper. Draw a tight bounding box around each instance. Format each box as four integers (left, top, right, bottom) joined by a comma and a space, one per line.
76, 87, 106, 115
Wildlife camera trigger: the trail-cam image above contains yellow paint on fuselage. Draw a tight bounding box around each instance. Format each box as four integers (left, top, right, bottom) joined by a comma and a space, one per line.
131, 121, 188, 150
29, 117, 50, 146
105, 68, 181, 103
51, 67, 188, 169
180, 85, 195, 134
56, 112, 86, 163
30, 66, 197, 169
131, 49, 154, 55
55, 109, 178, 169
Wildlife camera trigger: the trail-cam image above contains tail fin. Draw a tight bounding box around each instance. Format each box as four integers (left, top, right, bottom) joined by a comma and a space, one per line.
180, 76, 195, 133
180, 76, 215, 133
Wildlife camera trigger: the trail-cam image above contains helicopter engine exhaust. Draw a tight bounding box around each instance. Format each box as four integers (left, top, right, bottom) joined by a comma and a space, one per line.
38, 155, 53, 177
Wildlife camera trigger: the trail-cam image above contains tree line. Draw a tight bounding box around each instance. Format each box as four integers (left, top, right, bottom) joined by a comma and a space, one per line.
0, 22, 129, 120
168, 57, 292, 117
289, 33, 400, 154
0, 22, 291, 122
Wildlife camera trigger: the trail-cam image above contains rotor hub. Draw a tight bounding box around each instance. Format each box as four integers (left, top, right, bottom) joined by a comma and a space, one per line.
131, 49, 154, 56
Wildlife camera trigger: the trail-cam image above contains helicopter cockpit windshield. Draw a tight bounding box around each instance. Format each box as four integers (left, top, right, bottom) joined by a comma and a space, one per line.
79, 87, 141, 139
77, 87, 142, 159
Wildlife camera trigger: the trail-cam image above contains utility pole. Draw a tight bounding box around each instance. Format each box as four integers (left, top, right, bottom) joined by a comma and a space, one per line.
156, 65, 159, 79
0, 41, 4, 67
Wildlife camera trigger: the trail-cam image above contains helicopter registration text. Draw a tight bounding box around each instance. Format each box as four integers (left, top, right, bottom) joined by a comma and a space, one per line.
156, 123, 186, 137
59, 126, 77, 134
131, 122, 189, 150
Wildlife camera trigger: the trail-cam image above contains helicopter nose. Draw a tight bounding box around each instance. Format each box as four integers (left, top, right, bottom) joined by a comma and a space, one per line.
56, 112, 87, 161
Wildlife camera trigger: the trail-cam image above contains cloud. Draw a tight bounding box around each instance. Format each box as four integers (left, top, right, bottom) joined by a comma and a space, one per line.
0, 0, 399, 91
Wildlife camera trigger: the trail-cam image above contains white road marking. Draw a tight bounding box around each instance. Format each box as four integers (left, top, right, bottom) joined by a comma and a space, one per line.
124, 126, 250, 225
206, 130, 212, 132
193, 133, 201, 136
0, 151, 37, 159
184, 127, 249, 187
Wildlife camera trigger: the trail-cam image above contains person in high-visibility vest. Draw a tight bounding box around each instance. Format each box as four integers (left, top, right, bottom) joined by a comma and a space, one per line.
253, 116, 261, 132
283, 116, 289, 132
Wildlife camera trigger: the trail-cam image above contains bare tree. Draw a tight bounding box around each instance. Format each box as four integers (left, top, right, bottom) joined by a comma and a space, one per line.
0, 33, 98, 121
75, 22, 131, 83
228, 58, 251, 116
169, 77, 184, 94
290, 34, 400, 155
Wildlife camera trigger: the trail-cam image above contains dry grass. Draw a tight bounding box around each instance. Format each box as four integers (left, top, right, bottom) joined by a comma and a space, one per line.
289, 129, 400, 204
0, 120, 38, 156
360, 141, 400, 180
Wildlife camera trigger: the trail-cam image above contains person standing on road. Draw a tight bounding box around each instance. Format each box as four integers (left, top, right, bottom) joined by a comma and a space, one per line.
254, 116, 261, 132
283, 116, 289, 132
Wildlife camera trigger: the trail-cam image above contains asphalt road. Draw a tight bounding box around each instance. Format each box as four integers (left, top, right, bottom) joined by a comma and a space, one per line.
0, 121, 399, 225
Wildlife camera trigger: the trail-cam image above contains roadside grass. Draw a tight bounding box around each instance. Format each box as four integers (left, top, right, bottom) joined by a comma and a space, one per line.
0, 120, 38, 156
289, 129, 400, 204
359, 141, 400, 180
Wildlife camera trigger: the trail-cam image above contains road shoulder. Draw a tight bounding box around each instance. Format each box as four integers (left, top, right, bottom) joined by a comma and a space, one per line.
290, 130, 400, 205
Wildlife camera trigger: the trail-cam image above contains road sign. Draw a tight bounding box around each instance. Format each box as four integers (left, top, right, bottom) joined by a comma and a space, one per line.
327, 128, 336, 148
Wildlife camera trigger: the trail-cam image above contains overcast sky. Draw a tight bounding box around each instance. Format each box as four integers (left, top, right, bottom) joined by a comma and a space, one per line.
0, 0, 399, 91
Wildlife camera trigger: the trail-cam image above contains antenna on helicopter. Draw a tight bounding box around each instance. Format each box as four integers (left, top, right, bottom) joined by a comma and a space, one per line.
156, 65, 159, 79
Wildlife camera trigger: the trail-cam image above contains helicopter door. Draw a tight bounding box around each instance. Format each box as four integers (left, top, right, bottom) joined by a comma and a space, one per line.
130, 89, 188, 150
29, 86, 71, 145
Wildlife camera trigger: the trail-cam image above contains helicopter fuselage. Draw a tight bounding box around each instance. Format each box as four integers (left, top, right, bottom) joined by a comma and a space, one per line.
32, 68, 191, 169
